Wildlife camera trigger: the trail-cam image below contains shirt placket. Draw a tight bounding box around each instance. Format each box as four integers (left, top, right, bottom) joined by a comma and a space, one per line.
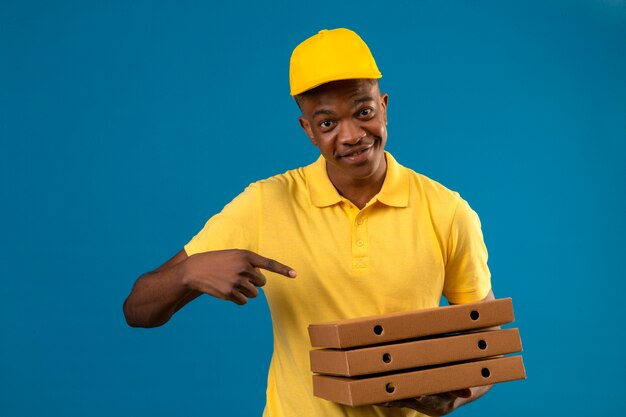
344, 201, 370, 272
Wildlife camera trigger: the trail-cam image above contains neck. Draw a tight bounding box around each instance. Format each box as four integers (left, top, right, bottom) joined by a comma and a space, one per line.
327, 161, 387, 210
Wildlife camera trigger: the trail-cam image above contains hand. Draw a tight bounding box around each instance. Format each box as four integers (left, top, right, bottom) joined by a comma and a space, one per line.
182, 249, 297, 305
378, 389, 472, 416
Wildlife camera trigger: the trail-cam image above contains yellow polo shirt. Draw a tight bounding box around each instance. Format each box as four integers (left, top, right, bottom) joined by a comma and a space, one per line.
184, 152, 491, 417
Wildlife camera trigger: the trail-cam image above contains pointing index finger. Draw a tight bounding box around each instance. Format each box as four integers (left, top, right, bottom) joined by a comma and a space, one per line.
248, 252, 297, 278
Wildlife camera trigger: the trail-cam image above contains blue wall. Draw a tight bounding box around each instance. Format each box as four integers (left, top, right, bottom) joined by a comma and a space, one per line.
1, 1, 625, 415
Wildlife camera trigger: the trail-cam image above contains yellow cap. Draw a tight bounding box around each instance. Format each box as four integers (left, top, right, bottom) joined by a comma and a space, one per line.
289, 28, 382, 96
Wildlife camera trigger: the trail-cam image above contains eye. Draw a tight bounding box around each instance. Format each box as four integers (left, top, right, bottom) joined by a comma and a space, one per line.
359, 108, 373, 117
319, 120, 334, 129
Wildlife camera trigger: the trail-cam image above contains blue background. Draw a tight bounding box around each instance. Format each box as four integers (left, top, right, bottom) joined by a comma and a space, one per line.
1, 0, 625, 416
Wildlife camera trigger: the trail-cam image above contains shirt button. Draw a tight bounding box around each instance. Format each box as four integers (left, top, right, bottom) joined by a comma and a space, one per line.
356, 218, 364, 225
356, 239, 364, 247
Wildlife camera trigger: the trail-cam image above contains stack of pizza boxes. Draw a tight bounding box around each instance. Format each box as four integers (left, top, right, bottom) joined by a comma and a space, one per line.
308, 298, 525, 406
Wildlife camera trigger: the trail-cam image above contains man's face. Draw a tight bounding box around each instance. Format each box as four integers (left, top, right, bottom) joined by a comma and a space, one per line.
298, 79, 388, 185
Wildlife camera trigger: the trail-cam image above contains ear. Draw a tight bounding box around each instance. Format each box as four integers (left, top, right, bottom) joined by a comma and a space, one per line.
298, 116, 318, 146
380, 93, 389, 126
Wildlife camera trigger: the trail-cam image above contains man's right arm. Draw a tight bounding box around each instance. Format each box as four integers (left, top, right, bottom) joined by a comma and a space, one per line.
123, 249, 296, 328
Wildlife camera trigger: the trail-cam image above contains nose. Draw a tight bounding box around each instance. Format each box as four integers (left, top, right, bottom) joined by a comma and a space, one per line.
338, 120, 366, 145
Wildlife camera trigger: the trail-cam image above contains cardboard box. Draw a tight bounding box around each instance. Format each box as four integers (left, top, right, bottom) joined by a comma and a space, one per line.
312, 355, 526, 406
310, 328, 522, 376
308, 298, 514, 348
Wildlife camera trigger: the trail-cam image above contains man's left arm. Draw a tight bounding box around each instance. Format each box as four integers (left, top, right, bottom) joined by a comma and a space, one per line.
379, 196, 495, 415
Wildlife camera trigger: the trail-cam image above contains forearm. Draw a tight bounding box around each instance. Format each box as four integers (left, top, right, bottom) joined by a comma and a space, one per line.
123, 260, 198, 328
123, 248, 296, 327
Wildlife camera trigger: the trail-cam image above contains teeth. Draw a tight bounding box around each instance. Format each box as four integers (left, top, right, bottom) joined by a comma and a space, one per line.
347, 148, 367, 157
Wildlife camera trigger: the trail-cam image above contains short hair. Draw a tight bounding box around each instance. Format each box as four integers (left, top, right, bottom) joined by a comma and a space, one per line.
293, 79, 379, 110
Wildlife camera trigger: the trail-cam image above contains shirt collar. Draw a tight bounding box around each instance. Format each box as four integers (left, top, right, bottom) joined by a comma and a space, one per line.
377, 152, 410, 208
306, 151, 409, 208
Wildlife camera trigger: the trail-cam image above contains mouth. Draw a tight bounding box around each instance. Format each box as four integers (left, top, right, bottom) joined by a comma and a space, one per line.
338, 143, 374, 159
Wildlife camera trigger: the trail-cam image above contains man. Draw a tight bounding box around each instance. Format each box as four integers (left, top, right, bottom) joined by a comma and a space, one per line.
124, 28, 495, 417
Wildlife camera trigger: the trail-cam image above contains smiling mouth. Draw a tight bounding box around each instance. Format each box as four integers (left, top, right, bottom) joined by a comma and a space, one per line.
339, 144, 374, 159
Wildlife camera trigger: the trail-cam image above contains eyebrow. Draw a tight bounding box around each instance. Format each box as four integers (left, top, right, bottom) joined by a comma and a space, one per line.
353, 95, 374, 105
312, 96, 375, 118
312, 109, 335, 118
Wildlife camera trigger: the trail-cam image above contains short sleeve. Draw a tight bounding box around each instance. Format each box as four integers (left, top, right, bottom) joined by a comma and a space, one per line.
184, 183, 261, 256
443, 198, 491, 304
